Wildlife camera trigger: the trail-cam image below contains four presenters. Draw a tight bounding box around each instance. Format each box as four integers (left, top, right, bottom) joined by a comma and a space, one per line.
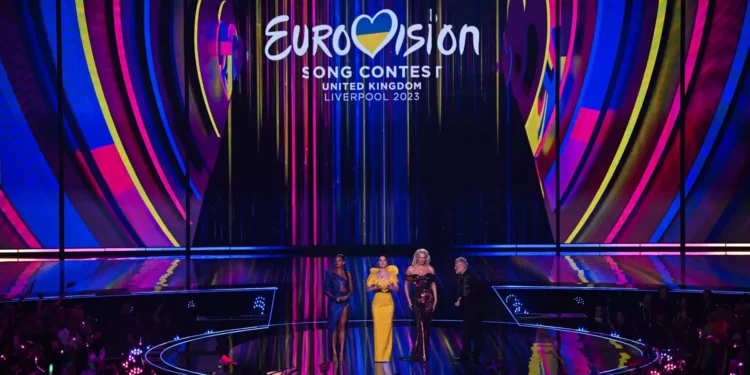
326, 249, 483, 365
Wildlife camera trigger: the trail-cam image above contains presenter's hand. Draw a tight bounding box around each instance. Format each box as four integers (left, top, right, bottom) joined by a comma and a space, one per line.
455, 298, 461, 307
408, 300, 412, 310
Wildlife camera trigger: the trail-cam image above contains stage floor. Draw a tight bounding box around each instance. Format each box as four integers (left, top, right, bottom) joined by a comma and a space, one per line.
150, 321, 652, 374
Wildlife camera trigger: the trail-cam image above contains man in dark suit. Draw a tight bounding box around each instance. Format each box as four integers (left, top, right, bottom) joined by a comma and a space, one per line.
454, 257, 483, 364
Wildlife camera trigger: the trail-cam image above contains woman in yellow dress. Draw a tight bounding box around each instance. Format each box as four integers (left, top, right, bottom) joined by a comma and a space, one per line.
366, 256, 400, 362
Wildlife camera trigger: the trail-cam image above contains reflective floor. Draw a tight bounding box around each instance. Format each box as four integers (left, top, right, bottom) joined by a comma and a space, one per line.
157, 321, 651, 375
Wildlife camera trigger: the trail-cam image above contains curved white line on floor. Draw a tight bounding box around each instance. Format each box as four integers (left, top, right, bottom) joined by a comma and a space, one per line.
146, 320, 655, 375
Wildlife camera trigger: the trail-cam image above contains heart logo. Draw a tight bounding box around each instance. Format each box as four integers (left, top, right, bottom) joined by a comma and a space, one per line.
351, 10, 398, 58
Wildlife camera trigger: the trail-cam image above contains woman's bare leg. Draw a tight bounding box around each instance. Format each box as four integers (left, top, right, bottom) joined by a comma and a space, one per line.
337, 304, 350, 361
331, 324, 339, 362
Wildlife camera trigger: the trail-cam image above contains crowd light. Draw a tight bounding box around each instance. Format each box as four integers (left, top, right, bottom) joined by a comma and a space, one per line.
505, 294, 526, 314
122, 340, 156, 375
253, 296, 267, 315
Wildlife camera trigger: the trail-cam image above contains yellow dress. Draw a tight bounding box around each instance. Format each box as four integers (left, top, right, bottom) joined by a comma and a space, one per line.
367, 265, 399, 362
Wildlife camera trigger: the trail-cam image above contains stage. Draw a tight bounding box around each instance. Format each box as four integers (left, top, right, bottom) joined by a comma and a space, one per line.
146, 320, 655, 374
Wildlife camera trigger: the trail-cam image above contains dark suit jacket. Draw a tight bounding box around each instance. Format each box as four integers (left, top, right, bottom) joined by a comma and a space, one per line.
457, 269, 483, 311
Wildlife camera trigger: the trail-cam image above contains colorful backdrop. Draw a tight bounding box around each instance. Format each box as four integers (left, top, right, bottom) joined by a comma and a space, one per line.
3, 254, 750, 300
0, 0, 749, 248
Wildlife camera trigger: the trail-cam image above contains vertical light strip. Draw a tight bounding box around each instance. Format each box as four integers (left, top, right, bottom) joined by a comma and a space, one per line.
565, 0, 668, 243
290, 0, 296, 244
277, 0, 285, 184
406, 0, 411, 238
360, 0, 366, 244
382, 91, 386, 244
406, 0, 410, 182
75, 0, 179, 246
256, 0, 265, 149
113, 0, 188, 220
228, 90, 233, 238
496, 0, 500, 151
194, 0, 221, 137
312, 0, 318, 245
437, 0, 442, 128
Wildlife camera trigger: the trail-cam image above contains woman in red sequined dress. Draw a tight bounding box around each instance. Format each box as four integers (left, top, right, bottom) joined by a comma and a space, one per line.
403, 248, 438, 362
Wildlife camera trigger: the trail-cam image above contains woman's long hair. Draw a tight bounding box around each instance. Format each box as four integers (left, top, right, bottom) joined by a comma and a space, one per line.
411, 248, 431, 266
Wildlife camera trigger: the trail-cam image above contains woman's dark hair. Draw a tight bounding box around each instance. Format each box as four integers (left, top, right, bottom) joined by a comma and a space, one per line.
336, 254, 345, 261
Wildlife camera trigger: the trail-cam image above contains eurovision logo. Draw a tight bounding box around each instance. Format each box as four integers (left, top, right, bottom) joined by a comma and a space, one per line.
263, 8, 480, 102
264, 9, 480, 60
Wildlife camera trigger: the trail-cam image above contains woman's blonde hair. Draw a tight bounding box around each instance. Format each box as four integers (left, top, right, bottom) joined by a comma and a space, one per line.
411, 248, 431, 266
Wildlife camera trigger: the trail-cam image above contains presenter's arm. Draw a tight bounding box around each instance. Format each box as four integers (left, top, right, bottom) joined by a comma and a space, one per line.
366, 274, 380, 292
429, 266, 438, 309
389, 273, 400, 292
324, 274, 336, 299
404, 266, 413, 309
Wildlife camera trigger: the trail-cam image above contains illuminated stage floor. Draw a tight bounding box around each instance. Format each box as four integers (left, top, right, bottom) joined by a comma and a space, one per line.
149, 321, 653, 374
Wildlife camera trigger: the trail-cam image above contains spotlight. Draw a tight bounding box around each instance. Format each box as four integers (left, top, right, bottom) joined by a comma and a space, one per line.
187, 300, 196, 309
574, 296, 584, 305
173, 335, 180, 340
